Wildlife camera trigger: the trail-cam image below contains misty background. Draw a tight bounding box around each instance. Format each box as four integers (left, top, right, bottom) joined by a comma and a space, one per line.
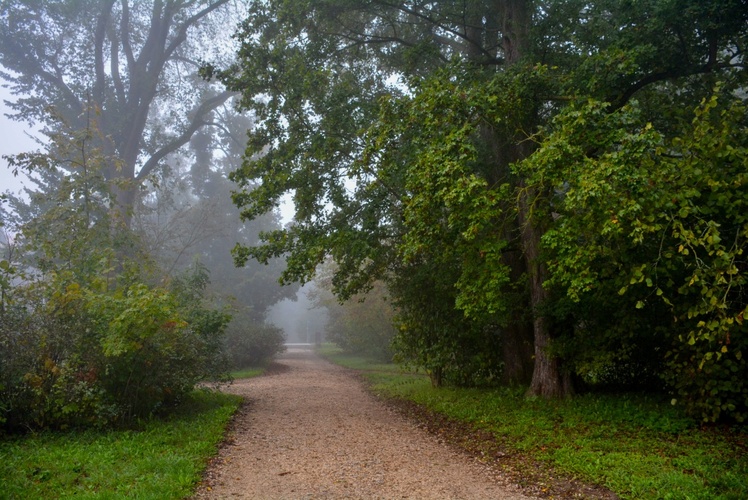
2, 85, 340, 391
1, 85, 35, 193
1, 83, 325, 348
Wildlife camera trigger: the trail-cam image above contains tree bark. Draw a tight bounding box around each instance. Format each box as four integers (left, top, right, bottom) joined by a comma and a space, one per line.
461, 0, 535, 386
500, 246, 535, 386
481, 122, 535, 386
498, 0, 573, 397
518, 183, 573, 397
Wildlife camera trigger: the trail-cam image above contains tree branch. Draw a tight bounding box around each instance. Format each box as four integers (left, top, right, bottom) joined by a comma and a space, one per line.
94, 1, 117, 105
607, 60, 736, 113
164, 0, 231, 62
120, 0, 136, 70
373, 0, 503, 64
136, 90, 236, 181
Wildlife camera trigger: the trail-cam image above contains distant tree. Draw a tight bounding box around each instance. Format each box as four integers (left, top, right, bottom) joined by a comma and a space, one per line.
310, 260, 396, 362
0, 0, 238, 226
134, 106, 297, 320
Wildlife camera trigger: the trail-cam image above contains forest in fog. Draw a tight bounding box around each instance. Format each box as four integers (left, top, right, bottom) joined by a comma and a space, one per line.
1, 0, 747, 432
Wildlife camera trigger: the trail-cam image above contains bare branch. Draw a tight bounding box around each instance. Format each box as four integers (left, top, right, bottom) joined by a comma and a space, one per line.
120, 0, 136, 70
136, 90, 236, 181
164, 0, 231, 62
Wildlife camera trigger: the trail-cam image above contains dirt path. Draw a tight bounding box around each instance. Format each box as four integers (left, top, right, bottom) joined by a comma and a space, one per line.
194, 348, 535, 499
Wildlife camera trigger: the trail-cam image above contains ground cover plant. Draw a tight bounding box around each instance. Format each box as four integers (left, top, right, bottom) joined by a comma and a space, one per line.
319, 346, 748, 499
0, 390, 241, 499
230, 367, 265, 379
316, 343, 404, 374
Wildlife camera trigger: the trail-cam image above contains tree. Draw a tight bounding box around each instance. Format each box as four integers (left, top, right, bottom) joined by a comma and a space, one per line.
214, 0, 747, 404
522, 92, 748, 421
310, 259, 396, 362
0, 115, 231, 431
0, 0, 237, 226
210, 0, 536, 386
134, 112, 295, 319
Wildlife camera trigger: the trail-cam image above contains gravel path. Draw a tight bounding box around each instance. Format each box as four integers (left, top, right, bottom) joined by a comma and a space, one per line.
194, 348, 535, 499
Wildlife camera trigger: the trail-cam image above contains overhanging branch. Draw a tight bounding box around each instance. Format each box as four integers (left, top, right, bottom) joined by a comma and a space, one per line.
136, 90, 236, 181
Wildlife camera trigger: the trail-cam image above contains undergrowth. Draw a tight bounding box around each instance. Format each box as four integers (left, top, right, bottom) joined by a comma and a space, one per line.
319, 345, 748, 499
0, 390, 242, 499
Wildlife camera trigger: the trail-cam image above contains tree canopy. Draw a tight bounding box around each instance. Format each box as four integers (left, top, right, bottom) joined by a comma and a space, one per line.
0, 0, 238, 223
2, 0, 747, 424
213, 0, 748, 420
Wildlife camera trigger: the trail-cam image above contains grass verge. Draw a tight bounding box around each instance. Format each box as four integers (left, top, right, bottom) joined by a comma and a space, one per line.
316, 343, 404, 374
230, 366, 265, 379
319, 345, 748, 499
0, 390, 242, 499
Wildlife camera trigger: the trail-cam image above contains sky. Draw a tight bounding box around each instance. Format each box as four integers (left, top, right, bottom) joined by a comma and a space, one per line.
0, 85, 38, 196
0, 84, 296, 223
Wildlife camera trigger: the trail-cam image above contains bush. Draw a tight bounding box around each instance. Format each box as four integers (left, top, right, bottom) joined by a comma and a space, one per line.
168, 262, 232, 384
311, 272, 396, 362
0, 272, 230, 432
224, 317, 286, 369
0, 294, 115, 431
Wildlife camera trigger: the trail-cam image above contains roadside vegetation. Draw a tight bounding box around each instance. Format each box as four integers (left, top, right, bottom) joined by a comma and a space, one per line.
218, 0, 748, 425
0, 1, 291, 436
319, 344, 747, 499
0, 390, 241, 499
230, 367, 266, 380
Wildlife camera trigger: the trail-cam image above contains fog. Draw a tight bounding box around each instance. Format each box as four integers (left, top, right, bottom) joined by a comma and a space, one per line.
0, 0, 305, 375
0, 86, 37, 194
266, 283, 329, 344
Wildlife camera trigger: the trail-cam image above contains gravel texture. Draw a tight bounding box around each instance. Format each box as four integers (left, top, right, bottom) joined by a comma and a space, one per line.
193, 348, 536, 499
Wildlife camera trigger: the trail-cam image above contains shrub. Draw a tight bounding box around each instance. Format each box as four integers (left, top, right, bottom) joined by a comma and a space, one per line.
0, 273, 230, 432
0, 289, 115, 431
224, 318, 286, 369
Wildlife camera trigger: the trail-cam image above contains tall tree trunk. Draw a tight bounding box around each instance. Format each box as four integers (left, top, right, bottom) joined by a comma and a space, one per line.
498, 0, 573, 397
518, 183, 573, 397
466, 1, 536, 385
481, 124, 535, 386
110, 182, 137, 230
500, 246, 535, 385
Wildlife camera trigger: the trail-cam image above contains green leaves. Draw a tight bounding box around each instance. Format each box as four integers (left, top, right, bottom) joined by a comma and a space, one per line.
219, 0, 748, 412
524, 88, 748, 421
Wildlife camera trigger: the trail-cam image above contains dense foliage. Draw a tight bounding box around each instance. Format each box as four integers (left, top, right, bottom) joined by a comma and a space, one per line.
0, 1, 295, 432
0, 247, 231, 431
0, 118, 231, 431
525, 93, 748, 421
212, 0, 748, 421
2, 0, 747, 424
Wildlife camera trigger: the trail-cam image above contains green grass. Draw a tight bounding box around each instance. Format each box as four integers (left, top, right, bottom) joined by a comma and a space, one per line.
316, 343, 408, 374
321, 348, 748, 499
0, 390, 242, 499
230, 367, 265, 379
